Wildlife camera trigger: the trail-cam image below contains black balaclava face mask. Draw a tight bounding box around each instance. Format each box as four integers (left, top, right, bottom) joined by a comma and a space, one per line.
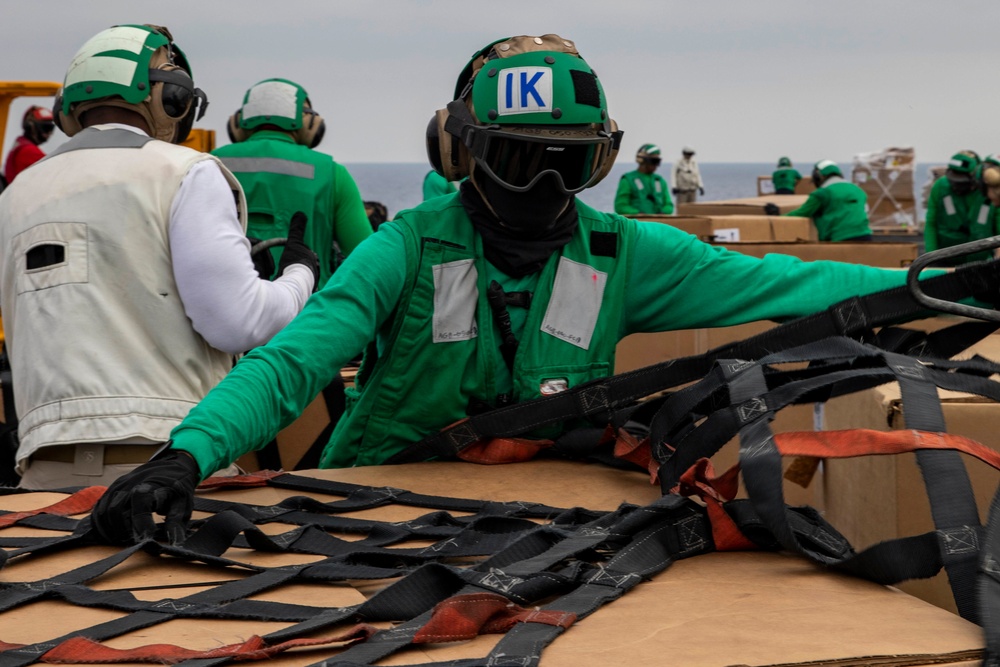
476, 170, 573, 236
461, 170, 579, 278
947, 170, 977, 196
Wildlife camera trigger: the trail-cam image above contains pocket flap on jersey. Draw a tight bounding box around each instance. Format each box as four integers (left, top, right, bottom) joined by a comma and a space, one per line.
14, 222, 89, 294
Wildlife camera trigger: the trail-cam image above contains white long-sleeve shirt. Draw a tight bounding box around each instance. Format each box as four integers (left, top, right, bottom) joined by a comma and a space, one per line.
101, 124, 313, 355
169, 159, 313, 354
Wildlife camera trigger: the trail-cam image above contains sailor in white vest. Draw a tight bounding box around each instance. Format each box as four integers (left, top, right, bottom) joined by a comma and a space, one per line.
671, 146, 704, 205
0, 24, 319, 490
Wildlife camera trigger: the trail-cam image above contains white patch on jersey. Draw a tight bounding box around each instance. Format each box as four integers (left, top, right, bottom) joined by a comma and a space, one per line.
432, 259, 479, 343
943, 196, 956, 216
540, 257, 607, 350
497, 67, 553, 116
978, 204, 990, 225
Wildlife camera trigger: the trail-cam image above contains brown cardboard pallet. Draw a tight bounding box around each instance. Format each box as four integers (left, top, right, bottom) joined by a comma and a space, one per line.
0, 461, 985, 666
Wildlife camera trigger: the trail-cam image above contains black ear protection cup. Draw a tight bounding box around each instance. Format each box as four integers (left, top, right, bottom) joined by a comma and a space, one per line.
425, 114, 443, 176
148, 64, 207, 144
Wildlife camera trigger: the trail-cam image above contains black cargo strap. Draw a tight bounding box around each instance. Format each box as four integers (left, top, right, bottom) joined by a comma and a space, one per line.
0, 442, 995, 662
388, 259, 1000, 465
649, 336, 1000, 625
0, 474, 748, 667
982, 485, 1000, 667
0, 472, 973, 665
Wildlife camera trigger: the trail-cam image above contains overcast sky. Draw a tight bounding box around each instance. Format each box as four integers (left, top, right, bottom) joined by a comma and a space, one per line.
3, 1, 1000, 166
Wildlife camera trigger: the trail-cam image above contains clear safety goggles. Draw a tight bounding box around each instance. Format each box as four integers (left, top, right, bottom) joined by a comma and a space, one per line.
468, 126, 617, 194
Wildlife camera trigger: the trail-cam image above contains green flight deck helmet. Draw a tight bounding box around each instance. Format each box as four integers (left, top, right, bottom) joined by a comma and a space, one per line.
56, 24, 207, 144
777, 156, 793, 168
426, 34, 623, 194
811, 159, 843, 187
636, 143, 663, 165
227, 78, 326, 148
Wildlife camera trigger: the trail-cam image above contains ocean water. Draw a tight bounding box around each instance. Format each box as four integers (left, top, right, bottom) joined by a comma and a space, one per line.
343, 161, 938, 221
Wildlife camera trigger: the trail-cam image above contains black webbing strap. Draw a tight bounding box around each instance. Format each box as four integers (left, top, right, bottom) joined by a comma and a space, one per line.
648, 337, 1000, 627
0, 471, 861, 667
386, 259, 1000, 464
654, 338, 1000, 491
2, 467, 982, 666
889, 351, 982, 623
982, 486, 1000, 667
0, 474, 724, 667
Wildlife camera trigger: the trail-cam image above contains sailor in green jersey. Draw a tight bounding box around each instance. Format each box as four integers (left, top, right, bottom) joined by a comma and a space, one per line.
771, 156, 801, 195
213, 79, 372, 289
924, 151, 997, 265
614, 143, 674, 215
92, 34, 944, 545
783, 160, 872, 242
423, 169, 458, 200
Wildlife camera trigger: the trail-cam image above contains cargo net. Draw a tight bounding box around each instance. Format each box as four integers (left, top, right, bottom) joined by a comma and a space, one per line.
852, 146, 919, 231
3, 265, 1000, 665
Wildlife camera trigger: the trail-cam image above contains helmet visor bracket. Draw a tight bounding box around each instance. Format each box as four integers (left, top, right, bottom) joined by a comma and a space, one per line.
468, 126, 614, 194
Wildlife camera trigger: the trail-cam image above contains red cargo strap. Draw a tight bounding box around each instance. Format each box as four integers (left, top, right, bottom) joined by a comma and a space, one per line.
456, 437, 555, 464
612, 427, 658, 482
0, 486, 106, 529
196, 469, 285, 490
414, 593, 576, 644
773, 429, 1000, 470
676, 458, 758, 552
0, 625, 375, 664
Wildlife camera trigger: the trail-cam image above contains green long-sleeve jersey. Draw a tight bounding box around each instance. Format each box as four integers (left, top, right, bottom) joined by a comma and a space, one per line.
772, 168, 802, 193
924, 177, 997, 263
614, 170, 674, 215
213, 131, 372, 288
169, 197, 920, 478
785, 178, 872, 242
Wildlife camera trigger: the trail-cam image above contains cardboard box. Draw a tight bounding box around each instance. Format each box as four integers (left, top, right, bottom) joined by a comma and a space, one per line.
631, 214, 817, 242
867, 195, 919, 228
677, 195, 809, 217
853, 148, 919, 231
822, 334, 1000, 614
0, 461, 985, 666
715, 240, 918, 267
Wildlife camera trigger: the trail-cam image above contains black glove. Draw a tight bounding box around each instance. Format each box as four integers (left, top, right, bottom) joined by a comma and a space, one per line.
277, 211, 320, 290
247, 236, 276, 279
90, 448, 201, 545
763, 203, 781, 216
699, 187, 705, 196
